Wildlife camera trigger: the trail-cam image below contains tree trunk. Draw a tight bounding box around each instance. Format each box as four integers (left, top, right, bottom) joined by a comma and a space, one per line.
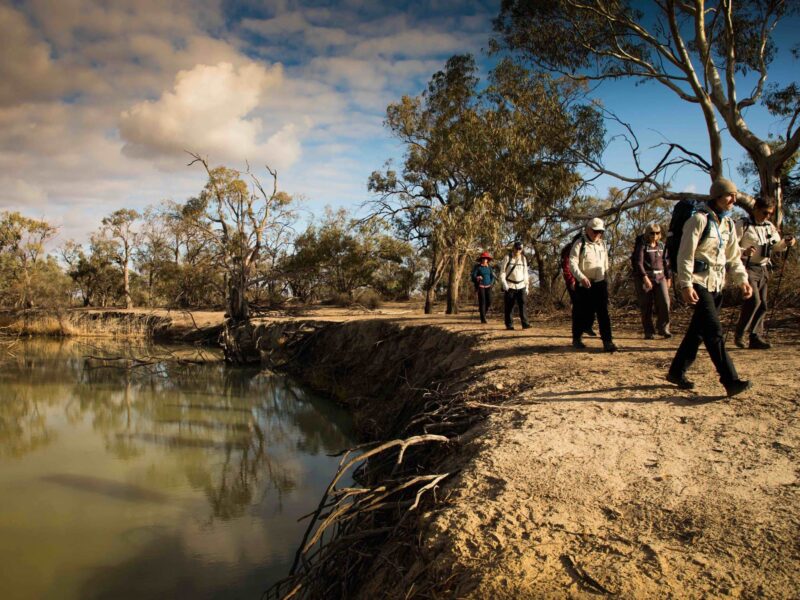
123, 263, 132, 309
531, 242, 549, 297
445, 253, 467, 315
758, 164, 784, 228
227, 275, 249, 323
423, 250, 447, 314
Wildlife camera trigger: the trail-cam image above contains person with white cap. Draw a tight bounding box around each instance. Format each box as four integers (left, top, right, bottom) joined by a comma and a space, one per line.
667, 178, 753, 397
569, 217, 618, 352
499, 241, 531, 330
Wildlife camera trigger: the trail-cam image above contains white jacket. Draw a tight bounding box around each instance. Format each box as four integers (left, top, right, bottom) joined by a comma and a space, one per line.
735, 218, 787, 268
569, 234, 608, 285
677, 210, 747, 293
499, 253, 529, 291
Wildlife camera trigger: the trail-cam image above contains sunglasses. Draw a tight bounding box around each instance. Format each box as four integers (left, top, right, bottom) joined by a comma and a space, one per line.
591, 229, 604, 234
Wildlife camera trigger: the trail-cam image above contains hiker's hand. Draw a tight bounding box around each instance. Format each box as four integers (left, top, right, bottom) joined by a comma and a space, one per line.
786, 236, 797, 247
666, 278, 672, 289
643, 276, 653, 291
681, 286, 698, 305
743, 246, 757, 257
476, 276, 482, 282
741, 282, 753, 300
581, 277, 591, 288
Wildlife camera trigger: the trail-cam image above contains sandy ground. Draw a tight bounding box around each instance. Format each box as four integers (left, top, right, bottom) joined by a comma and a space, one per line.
65, 302, 800, 597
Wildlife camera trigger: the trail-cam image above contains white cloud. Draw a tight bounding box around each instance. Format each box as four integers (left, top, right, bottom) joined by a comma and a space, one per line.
119, 61, 302, 170
0, 177, 49, 208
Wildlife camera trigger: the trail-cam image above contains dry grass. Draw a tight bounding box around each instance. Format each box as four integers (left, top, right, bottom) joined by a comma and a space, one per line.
0, 310, 170, 339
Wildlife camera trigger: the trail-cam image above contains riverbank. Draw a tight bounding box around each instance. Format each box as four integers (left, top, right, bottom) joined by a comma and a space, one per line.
4, 304, 799, 597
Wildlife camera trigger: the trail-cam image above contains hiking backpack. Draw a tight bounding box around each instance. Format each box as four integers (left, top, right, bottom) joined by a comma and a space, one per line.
560, 232, 585, 288
666, 200, 713, 263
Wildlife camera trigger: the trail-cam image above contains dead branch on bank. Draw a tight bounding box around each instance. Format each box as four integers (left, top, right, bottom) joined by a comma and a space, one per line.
263, 373, 520, 600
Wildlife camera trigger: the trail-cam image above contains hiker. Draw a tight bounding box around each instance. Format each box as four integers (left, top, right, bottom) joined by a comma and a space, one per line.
569, 217, 617, 352
471, 251, 495, 324
734, 197, 796, 349
499, 241, 531, 330
560, 238, 597, 338
632, 223, 672, 339
667, 178, 753, 396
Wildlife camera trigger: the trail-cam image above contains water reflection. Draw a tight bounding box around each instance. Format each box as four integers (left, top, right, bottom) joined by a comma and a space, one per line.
0, 338, 352, 600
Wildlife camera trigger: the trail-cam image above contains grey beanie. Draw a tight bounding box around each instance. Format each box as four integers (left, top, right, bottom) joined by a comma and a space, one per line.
709, 178, 737, 198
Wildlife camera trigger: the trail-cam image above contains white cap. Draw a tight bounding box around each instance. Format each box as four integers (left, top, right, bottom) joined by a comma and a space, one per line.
587, 217, 605, 231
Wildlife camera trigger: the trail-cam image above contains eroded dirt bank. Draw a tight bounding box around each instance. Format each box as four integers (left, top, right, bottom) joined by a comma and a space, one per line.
242, 311, 799, 599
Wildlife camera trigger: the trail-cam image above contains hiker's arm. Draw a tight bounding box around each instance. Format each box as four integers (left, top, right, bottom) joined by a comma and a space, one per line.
770, 222, 789, 253
635, 242, 647, 278
569, 239, 588, 286
499, 256, 509, 290
676, 214, 704, 291
523, 256, 530, 290
725, 223, 749, 288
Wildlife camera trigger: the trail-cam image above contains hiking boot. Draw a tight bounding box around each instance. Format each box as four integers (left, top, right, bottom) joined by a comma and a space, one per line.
506, 324, 515, 331
603, 342, 618, 353
660, 330, 672, 339
733, 335, 746, 349
572, 338, 586, 349
521, 323, 532, 329
666, 372, 695, 389
724, 379, 752, 397
480, 318, 487, 324
584, 328, 597, 337
644, 332, 655, 340
749, 336, 771, 350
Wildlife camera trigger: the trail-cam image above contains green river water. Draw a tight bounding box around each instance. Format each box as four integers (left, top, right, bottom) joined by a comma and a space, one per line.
0, 338, 353, 599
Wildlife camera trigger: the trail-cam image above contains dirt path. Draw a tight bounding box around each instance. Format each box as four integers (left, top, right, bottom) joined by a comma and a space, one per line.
413, 313, 800, 598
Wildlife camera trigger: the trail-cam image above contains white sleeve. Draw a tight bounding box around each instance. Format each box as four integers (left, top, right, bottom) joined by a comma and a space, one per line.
569, 238, 586, 284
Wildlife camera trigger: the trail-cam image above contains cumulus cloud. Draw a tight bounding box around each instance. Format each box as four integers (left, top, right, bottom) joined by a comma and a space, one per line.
119, 61, 302, 170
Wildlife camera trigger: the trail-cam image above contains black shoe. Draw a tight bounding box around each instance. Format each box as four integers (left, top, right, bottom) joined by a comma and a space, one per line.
584, 328, 597, 337
506, 324, 515, 331
644, 333, 654, 340
480, 318, 487, 324
666, 372, 695, 389
572, 339, 586, 349
724, 379, 752, 397
521, 323, 532, 329
603, 342, 618, 352
749, 336, 771, 350
734, 335, 746, 349
660, 331, 672, 339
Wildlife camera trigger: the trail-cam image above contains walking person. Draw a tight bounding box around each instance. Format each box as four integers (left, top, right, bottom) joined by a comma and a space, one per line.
733, 197, 796, 349
667, 178, 753, 396
632, 223, 672, 339
471, 251, 495, 324
500, 241, 531, 330
569, 217, 618, 352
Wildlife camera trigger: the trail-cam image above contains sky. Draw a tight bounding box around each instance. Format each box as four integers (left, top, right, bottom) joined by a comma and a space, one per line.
1, 0, 798, 246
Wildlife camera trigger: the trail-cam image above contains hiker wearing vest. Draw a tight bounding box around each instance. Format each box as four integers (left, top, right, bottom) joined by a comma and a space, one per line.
667, 178, 753, 397
633, 223, 672, 339
733, 197, 796, 350
500, 241, 531, 330
569, 217, 618, 352
471, 251, 495, 324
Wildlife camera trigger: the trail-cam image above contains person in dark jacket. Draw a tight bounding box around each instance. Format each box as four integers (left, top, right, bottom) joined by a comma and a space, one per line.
633, 223, 672, 339
471, 251, 495, 324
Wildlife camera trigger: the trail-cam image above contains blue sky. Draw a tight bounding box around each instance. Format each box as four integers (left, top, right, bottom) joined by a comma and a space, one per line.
0, 0, 797, 244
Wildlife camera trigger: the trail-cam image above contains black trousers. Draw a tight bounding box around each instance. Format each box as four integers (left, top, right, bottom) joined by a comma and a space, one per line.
670, 284, 739, 385
572, 280, 612, 343
504, 289, 529, 327
735, 266, 769, 339
476, 287, 491, 322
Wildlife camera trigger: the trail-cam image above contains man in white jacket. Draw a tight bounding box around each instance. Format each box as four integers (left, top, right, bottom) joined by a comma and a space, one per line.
569, 217, 617, 352
499, 241, 531, 330
667, 178, 753, 397
733, 196, 796, 349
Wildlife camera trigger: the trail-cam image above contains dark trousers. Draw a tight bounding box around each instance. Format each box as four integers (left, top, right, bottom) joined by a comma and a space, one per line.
735, 266, 769, 339
634, 276, 671, 335
476, 286, 491, 322
504, 289, 529, 327
572, 280, 612, 343
567, 286, 596, 333
670, 284, 739, 385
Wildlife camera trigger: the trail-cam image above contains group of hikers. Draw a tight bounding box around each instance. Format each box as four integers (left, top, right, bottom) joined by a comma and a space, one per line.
471, 178, 796, 397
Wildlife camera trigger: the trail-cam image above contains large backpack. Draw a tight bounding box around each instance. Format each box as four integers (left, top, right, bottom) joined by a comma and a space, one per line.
666, 200, 713, 263
630, 233, 646, 274
560, 232, 584, 288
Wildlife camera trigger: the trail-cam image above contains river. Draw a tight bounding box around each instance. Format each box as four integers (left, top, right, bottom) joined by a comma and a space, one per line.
0, 338, 353, 599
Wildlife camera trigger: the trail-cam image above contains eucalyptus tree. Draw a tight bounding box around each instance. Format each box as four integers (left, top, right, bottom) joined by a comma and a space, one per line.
494, 0, 800, 225
369, 55, 503, 314
0, 211, 59, 308
101, 208, 140, 309
187, 154, 295, 322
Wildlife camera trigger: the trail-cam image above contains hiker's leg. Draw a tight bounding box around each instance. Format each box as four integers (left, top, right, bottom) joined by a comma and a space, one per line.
735, 270, 760, 338
750, 270, 769, 338
634, 277, 654, 336
594, 281, 613, 343
477, 288, 488, 322
654, 279, 671, 334
503, 290, 514, 327
572, 287, 588, 340
697, 287, 739, 385
516, 290, 529, 326
670, 284, 705, 376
